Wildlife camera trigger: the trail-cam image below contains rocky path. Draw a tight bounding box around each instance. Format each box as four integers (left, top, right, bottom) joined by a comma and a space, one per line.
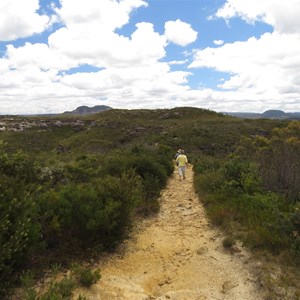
74, 167, 263, 300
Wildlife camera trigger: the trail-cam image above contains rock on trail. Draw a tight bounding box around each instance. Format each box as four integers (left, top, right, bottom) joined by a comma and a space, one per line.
73, 167, 263, 300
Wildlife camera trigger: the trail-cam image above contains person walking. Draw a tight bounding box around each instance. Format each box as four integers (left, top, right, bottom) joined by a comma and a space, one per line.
174, 148, 182, 160
176, 149, 188, 180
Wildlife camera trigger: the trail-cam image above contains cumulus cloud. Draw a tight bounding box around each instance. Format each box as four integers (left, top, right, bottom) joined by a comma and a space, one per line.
48, 0, 165, 68
213, 40, 224, 46
216, 0, 300, 34
1, 0, 300, 114
61, 63, 190, 98
55, 0, 148, 30
0, 0, 189, 114
187, 0, 300, 112
164, 19, 198, 46
0, 62, 192, 114
48, 22, 167, 68
5, 42, 75, 71
190, 32, 300, 97
168, 60, 188, 65
0, 0, 51, 41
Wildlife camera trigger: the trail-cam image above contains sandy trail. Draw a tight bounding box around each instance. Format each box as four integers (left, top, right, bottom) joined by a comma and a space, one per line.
74, 167, 262, 300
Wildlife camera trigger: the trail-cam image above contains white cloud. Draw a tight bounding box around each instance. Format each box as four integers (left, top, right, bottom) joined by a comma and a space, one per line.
0, 50, 193, 114
48, 0, 165, 68
168, 60, 188, 65
55, 0, 147, 30
216, 0, 300, 34
1, 0, 300, 114
0, 0, 176, 114
164, 19, 198, 46
213, 40, 224, 46
5, 42, 75, 71
0, 0, 51, 41
47, 22, 167, 68
190, 32, 300, 94
53, 63, 191, 109
185, 0, 300, 112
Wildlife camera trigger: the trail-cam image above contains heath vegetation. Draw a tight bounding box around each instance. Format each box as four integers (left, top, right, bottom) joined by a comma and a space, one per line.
0, 107, 299, 298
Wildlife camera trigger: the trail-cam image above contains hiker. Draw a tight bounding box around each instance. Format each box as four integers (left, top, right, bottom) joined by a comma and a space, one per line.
176, 149, 188, 180
174, 148, 181, 160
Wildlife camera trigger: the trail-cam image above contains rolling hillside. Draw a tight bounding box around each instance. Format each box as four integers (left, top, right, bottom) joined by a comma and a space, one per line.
0, 107, 283, 162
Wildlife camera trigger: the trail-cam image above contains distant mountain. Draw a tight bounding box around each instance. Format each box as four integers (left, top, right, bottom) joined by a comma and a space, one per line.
262, 110, 286, 118
64, 105, 112, 115
224, 110, 300, 120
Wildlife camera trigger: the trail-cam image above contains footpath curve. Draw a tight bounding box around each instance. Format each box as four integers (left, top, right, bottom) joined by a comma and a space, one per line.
74, 166, 263, 300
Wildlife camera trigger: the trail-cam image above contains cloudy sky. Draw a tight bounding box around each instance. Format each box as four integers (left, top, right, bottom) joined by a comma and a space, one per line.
1, 0, 300, 114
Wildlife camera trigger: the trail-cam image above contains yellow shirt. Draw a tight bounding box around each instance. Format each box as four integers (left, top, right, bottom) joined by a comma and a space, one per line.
176, 154, 188, 167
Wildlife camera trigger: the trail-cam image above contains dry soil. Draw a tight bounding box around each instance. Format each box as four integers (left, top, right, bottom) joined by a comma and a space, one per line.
73, 166, 264, 300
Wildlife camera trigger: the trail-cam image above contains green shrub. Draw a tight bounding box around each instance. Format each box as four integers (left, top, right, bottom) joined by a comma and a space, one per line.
142, 174, 161, 201
79, 268, 101, 287
0, 145, 41, 296
207, 204, 234, 226
0, 177, 40, 296
291, 237, 300, 255
128, 155, 168, 188
236, 122, 300, 201
221, 159, 262, 195
156, 145, 174, 176
24, 288, 37, 300
39, 164, 68, 186
194, 171, 223, 196
193, 152, 299, 255
0, 146, 37, 183
157, 155, 174, 177
138, 174, 161, 215
284, 207, 300, 255
245, 226, 286, 251
0, 142, 173, 294
20, 270, 38, 300
102, 147, 173, 179
91, 171, 143, 241
39, 170, 143, 247
37, 148, 172, 249
229, 193, 282, 225
65, 155, 100, 183
193, 155, 220, 175
37, 277, 75, 300
20, 270, 35, 289
53, 278, 76, 298
102, 154, 127, 177
223, 237, 235, 248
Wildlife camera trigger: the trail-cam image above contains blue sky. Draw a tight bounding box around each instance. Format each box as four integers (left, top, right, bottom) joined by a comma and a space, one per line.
0, 0, 299, 114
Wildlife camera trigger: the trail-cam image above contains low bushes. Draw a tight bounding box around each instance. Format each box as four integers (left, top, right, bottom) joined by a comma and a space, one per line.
0, 183, 40, 295
0, 143, 174, 297
235, 121, 300, 202
20, 265, 100, 299
38, 171, 143, 247
194, 155, 300, 257
100, 146, 173, 214
0, 147, 41, 296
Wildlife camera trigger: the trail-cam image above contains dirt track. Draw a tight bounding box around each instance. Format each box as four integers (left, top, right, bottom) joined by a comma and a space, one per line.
74, 166, 263, 300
